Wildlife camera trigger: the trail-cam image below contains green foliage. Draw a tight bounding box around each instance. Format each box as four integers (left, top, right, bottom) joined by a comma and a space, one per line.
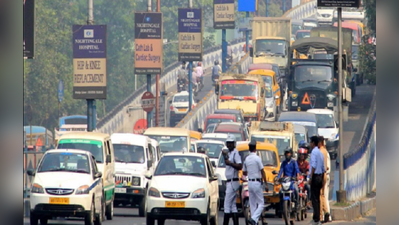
363, 0, 376, 34
359, 44, 376, 84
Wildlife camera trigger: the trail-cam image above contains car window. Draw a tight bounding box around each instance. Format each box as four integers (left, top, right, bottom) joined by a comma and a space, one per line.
258, 151, 278, 167
154, 156, 206, 177
38, 152, 90, 174
205, 159, 213, 178
91, 156, 98, 177
190, 144, 196, 153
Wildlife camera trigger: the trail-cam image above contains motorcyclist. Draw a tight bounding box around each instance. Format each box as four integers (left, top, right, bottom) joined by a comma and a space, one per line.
212, 60, 222, 83
177, 64, 188, 91
196, 62, 204, 87
277, 147, 301, 211
297, 142, 311, 203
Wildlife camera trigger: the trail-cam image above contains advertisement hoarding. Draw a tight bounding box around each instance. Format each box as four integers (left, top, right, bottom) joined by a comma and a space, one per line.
178, 8, 203, 61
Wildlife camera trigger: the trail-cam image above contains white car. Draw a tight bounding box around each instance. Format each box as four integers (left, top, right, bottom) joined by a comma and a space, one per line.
317, 8, 335, 25
169, 91, 196, 126
195, 139, 226, 165
28, 149, 103, 225
145, 152, 219, 225
307, 109, 339, 159
201, 133, 229, 142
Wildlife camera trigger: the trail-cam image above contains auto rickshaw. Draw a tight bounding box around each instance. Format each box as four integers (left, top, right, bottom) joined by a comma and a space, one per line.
190, 130, 202, 141
236, 141, 282, 217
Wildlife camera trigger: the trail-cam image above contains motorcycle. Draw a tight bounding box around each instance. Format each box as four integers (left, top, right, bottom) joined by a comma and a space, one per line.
177, 79, 186, 92
279, 176, 297, 225
297, 174, 308, 221
196, 77, 203, 91
241, 175, 267, 225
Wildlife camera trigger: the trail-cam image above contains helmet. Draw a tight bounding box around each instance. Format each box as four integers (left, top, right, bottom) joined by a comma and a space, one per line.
198, 62, 202, 66
299, 142, 310, 150
284, 147, 293, 155
226, 134, 236, 145
298, 148, 308, 155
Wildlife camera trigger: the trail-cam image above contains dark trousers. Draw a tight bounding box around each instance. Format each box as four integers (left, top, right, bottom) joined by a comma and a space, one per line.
311, 174, 324, 222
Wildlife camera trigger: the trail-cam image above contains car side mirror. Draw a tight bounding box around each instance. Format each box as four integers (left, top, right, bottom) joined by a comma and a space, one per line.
27, 169, 35, 176
169, 100, 172, 104
210, 175, 218, 182
94, 172, 102, 178
147, 160, 153, 169
106, 155, 112, 163
211, 161, 217, 168
272, 170, 278, 175
145, 171, 152, 180
250, 47, 254, 57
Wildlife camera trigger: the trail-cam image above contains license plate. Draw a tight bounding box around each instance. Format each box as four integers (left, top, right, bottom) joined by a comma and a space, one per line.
178, 108, 187, 112
49, 197, 69, 205
115, 188, 127, 193
165, 201, 185, 208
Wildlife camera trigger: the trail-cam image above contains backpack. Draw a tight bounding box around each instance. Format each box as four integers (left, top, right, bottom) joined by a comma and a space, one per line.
212, 65, 220, 76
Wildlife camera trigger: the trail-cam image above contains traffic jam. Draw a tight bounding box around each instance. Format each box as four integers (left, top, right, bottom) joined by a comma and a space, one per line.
25, 6, 370, 225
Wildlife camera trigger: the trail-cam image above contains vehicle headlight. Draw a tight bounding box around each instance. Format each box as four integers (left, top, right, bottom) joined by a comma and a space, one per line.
148, 187, 160, 198
327, 94, 336, 101
291, 93, 298, 99
133, 177, 140, 186
192, 188, 206, 198
76, 185, 90, 195
31, 183, 44, 194
282, 182, 291, 191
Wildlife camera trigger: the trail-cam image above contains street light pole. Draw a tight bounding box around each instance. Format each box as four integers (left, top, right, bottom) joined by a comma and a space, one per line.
155, 0, 161, 127
87, 0, 96, 132
188, 0, 193, 111
336, 7, 347, 203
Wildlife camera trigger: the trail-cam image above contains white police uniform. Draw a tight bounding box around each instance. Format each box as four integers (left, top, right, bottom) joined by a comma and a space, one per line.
243, 152, 264, 223
224, 148, 242, 214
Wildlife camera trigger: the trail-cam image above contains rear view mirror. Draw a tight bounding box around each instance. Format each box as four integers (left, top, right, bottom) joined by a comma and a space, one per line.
94, 172, 102, 178
211, 161, 217, 168
106, 155, 112, 163
145, 171, 152, 180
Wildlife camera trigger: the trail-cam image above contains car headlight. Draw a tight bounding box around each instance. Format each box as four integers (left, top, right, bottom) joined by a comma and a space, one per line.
76, 185, 90, 195
148, 187, 160, 197
133, 177, 140, 186
192, 188, 206, 198
31, 183, 44, 194
327, 94, 336, 101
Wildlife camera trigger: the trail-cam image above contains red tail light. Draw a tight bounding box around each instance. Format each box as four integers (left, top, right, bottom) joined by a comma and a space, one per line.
170, 106, 173, 110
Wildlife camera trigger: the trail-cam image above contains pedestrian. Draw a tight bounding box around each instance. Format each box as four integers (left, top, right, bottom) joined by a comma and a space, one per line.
277, 147, 300, 212
222, 134, 242, 225
243, 140, 268, 225
308, 136, 326, 225
318, 136, 331, 223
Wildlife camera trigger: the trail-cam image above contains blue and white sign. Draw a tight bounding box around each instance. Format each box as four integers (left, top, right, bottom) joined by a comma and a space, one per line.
238, 0, 257, 12
178, 8, 203, 61
58, 80, 64, 103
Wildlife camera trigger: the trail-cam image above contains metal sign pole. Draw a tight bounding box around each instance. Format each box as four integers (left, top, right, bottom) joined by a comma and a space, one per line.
246, 11, 249, 52
87, 0, 95, 131
337, 7, 347, 203
147, 0, 153, 128
188, 0, 193, 111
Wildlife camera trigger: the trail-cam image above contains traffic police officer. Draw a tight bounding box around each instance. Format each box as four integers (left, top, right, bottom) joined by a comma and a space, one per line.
243, 140, 268, 225
223, 134, 242, 225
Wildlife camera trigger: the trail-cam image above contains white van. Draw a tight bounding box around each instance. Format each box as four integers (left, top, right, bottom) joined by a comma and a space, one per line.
110, 133, 155, 217
57, 132, 115, 220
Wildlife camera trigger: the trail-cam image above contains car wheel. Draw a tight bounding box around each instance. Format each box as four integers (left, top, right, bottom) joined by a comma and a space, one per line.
30, 213, 39, 225
138, 196, 146, 217
85, 200, 95, 225
40, 217, 48, 225
146, 215, 155, 225
200, 207, 211, 225
106, 198, 114, 220
158, 218, 166, 225
94, 198, 102, 225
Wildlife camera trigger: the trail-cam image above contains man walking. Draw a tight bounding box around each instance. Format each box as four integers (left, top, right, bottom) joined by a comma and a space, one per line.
318, 136, 331, 223
243, 140, 268, 225
308, 136, 326, 225
223, 134, 242, 225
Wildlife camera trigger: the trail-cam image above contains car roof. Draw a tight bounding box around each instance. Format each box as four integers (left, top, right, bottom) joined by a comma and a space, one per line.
45, 148, 93, 156
174, 91, 189, 97
202, 133, 229, 138
195, 139, 225, 145
206, 114, 236, 119
278, 112, 317, 122
307, 109, 334, 115
214, 109, 241, 114
58, 132, 109, 140
293, 124, 307, 133
161, 152, 208, 158
111, 133, 150, 145
236, 141, 278, 152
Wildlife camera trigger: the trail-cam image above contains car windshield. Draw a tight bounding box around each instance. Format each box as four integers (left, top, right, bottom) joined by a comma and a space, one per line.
113, 144, 145, 164
205, 124, 217, 133
296, 31, 310, 40
220, 80, 259, 99
57, 139, 103, 163
38, 152, 90, 174
154, 156, 206, 177
284, 121, 318, 137
264, 82, 273, 98
214, 131, 242, 141
251, 135, 291, 156
255, 39, 286, 56
206, 118, 234, 125
315, 114, 335, 128
292, 24, 302, 35
294, 65, 332, 87
352, 45, 359, 60
147, 135, 188, 153
196, 143, 224, 159
258, 150, 278, 167
173, 95, 189, 102
295, 133, 306, 144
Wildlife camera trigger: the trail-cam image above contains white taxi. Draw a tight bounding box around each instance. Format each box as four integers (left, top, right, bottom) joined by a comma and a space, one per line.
145, 152, 219, 225
28, 149, 103, 225
169, 91, 196, 126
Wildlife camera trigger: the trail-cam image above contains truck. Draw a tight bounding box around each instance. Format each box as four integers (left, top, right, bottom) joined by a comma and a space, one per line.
287, 37, 352, 111
215, 73, 266, 122
249, 17, 292, 77
310, 26, 357, 96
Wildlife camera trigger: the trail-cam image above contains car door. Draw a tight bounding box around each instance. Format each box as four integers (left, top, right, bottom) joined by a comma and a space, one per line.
205, 158, 218, 216
90, 155, 102, 209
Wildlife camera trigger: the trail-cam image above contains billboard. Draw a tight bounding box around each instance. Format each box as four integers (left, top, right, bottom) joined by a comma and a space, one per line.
213, 0, 235, 29
24, 0, 35, 58
178, 8, 203, 61
317, 0, 361, 8
134, 12, 163, 74
72, 25, 107, 99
